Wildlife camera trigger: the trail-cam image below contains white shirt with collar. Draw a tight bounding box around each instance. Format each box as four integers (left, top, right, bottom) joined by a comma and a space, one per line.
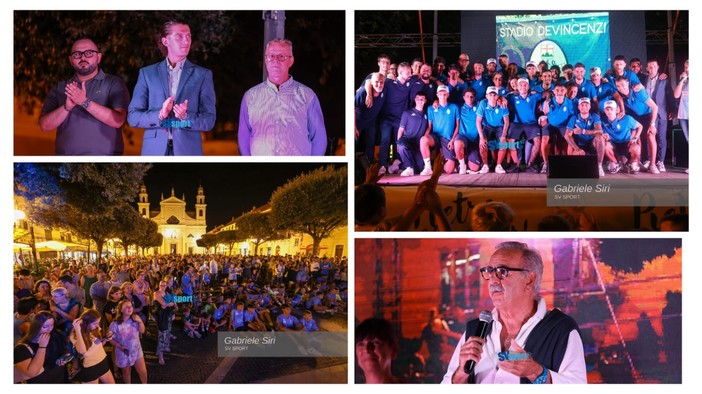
441, 298, 587, 384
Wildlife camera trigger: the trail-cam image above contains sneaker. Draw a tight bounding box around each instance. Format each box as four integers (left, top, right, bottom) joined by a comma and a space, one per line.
467, 169, 480, 174
420, 166, 433, 176
459, 162, 467, 174
656, 161, 666, 173
388, 159, 401, 174
608, 162, 620, 174
400, 167, 414, 177
598, 165, 605, 177
526, 163, 539, 173
378, 166, 387, 176
495, 164, 506, 174
479, 164, 490, 174
629, 162, 640, 174
540, 163, 548, 174
642, 160, 650, 170
649, 164, 660, 174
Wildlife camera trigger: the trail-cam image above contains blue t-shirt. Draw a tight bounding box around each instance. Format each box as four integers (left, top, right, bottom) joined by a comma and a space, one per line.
399, 108, 428, 139
428, 103, 459, 140
302, 318, 319, 332
244, 310, 259, 322
533, 84, 554, 94
602, 114, 638, 143
567, 113, 602, 143
459, 102, 480, 141
507, 92, 542, 124
181, 274, 193, 296
277, 314, 301, 329
476, 99, 509, 128
546, 97, 576, 127
575, 80, 597, 99
380, 78, 413, 122
231, 309, 245, 329
354, 88, 386, 131
606, 69, 642, 90
622, 89, 652, 116
470, 77, 492, 101
446, 81, 468, 105
409, 80, 437, 110
594, 82, 618, 113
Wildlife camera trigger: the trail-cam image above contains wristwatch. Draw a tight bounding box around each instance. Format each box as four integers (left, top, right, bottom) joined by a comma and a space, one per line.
81, 99, 91, 109
531, 365, 548, 384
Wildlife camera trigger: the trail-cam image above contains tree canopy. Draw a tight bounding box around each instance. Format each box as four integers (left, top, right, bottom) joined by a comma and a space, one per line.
235, 211, 286, 255
14, 163, 151, 264
269, 165, 347, 256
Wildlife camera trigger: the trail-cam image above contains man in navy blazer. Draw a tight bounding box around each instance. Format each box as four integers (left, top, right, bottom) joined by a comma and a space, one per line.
128, 21, 216, 156
642, 59, 676, 172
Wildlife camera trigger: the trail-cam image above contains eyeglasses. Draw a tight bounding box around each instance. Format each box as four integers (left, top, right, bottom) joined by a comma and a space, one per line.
479, 265, 528, 280
265, 54, 292, 63
70, 50, 99, 59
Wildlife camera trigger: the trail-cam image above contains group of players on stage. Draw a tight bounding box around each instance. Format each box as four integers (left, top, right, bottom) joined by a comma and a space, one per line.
355, 52, 684, 177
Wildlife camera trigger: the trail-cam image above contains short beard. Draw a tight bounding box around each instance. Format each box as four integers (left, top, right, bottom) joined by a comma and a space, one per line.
75, 63, 98, 76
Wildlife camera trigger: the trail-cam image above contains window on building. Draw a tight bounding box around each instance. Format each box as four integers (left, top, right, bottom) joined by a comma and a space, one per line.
44, 229, 53, 240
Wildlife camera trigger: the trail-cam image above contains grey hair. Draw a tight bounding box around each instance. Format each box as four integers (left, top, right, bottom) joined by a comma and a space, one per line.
494, 241, 543, 297
265, 38, 293, 56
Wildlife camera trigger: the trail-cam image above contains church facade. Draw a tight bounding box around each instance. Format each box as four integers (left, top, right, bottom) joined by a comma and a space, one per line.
137, 184, 208, 255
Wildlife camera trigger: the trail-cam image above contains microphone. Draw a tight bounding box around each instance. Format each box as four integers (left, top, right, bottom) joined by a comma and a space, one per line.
463, 310, 493, 374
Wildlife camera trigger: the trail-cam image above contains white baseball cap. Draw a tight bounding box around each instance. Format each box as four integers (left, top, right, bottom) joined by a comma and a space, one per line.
603, 100, 618, 110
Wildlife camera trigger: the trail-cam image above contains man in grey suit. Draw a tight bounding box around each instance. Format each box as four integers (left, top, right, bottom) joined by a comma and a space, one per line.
128, 20, 216, 156
642, 59, 676, 172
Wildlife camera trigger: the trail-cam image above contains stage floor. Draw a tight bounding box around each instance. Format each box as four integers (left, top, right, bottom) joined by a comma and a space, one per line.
377, 168, 689, 187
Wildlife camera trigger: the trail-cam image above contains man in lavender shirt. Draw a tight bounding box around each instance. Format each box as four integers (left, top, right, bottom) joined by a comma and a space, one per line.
238, 38, 327, 156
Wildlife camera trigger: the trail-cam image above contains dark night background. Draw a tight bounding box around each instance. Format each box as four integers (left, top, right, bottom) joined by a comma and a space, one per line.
139, 163, 347, 231
14, 10, 345, 151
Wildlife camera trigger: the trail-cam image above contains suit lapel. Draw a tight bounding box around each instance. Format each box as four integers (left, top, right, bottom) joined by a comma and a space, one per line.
158, 60, 170, 99
175, 59, 194, 103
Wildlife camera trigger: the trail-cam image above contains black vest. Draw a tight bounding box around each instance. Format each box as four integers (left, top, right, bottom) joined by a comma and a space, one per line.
465, 308, 580, 383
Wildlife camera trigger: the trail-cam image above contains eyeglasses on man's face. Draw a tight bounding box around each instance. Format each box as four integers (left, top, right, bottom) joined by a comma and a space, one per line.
70, 50, 99, 59
265, 54, 292, 63
479, 265, 528, 280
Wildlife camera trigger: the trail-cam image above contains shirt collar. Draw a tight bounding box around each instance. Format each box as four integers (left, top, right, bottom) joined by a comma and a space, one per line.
70, 68, 105, 83
266, 75, 295, 91
491, 297, 547, 325
167, 58, 186, 72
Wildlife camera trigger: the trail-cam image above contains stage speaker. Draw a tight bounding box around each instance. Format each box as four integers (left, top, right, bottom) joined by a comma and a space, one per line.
672, 128, 689, 168
547, 155, 599, 178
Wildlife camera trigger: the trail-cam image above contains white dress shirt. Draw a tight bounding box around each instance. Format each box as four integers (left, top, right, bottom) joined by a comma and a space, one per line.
441, 298, 587, 384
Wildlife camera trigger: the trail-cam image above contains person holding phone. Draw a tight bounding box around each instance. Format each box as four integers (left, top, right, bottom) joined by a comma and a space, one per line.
109, 300, 147, 383
70, 309, 115, 383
